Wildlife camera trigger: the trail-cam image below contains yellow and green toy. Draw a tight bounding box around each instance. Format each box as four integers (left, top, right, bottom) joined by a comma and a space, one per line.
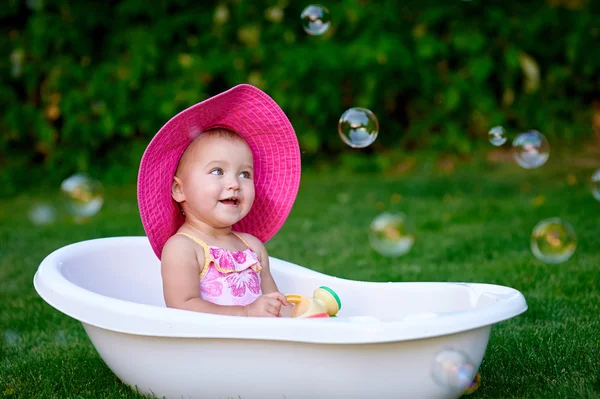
285, 286, 341, 318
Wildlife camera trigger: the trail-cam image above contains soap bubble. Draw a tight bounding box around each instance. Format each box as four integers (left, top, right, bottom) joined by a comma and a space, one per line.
3, 330, 20, 347
60, 173, 104, 220
28, 203, 57, 225
512, 130, 550, 169
462, 372, 481, 395
592, 169, 600, 201
431, 349, 476, 392
530, 218, 577, 264
338, 107, 379, 148
54, 330, 69, 345
488, 126, 507, 146
300, 4, 330, 36
369, 212, 415, 257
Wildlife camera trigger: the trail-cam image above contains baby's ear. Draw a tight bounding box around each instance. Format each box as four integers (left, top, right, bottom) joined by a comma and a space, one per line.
171, 176, 185, 202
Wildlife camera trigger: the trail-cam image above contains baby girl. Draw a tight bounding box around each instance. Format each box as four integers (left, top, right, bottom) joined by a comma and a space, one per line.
137, 84, 301, 317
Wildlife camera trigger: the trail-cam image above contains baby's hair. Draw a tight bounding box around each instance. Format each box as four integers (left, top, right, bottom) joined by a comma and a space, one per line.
177, 127, 246, 172
198, 126, 244, 142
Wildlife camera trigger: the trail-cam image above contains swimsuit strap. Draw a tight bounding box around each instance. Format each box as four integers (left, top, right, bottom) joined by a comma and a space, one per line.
231, 231, 252, 249
231, 231, 262, 267
176, 232, 212, 278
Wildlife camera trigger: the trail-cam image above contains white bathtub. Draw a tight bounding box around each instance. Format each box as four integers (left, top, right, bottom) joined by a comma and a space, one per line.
33, 237, 527, 399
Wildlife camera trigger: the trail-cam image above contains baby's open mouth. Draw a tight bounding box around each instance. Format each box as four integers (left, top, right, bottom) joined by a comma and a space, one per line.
220, 198, 239, 206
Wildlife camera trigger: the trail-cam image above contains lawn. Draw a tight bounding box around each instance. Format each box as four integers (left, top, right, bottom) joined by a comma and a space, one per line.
1, 148, 599, 398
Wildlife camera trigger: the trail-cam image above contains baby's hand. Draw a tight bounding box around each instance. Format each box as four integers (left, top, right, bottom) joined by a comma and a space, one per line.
245, 292, 289, 317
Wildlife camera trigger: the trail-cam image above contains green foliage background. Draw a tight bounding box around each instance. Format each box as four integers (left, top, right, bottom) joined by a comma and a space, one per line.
1, 0, 598, 196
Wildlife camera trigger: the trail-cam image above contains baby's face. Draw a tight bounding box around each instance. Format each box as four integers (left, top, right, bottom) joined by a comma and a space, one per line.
175, 135, 255, 229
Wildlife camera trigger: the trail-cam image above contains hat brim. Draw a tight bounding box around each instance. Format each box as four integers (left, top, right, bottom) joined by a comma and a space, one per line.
137, 84, 301, 259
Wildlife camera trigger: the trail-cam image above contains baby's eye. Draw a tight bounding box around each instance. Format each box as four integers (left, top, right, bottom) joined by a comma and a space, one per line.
210, 168, 224, 175
239, 171, 251, 179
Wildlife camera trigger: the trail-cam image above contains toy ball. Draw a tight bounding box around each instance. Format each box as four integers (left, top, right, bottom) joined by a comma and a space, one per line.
285, 286, 341, 318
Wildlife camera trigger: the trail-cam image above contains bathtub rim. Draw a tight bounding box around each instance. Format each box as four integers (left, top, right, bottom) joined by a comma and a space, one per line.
33, 236, 528, 344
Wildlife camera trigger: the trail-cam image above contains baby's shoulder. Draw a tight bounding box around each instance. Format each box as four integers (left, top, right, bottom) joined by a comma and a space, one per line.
161, 234, 205, 265
235, 232, 266, 254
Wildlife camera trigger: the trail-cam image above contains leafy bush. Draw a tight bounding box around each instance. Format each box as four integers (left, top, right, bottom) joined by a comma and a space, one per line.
1, 0, 598, 196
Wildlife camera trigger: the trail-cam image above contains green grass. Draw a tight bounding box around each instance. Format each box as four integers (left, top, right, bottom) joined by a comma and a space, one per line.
1, 149, 599, 398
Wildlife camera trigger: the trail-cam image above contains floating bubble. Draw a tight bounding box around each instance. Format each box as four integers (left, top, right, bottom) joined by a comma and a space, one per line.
592, 169, 600, 201
338, 107, 379, 148
60, 173, 104, 220
369, 212, 415, 257
28, 203, 57, 225
3, 330, 20, 347
462, 372, 481, 395
54, 330, 69, 345
512, 130, 550, 169
431, 349, 476, 392
488, 126, 507, 146
300, 4, 331, 36
530, 218, 577, 264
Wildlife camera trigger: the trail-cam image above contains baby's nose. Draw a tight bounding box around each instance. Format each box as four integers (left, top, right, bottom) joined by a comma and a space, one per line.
227, 177, 240, 190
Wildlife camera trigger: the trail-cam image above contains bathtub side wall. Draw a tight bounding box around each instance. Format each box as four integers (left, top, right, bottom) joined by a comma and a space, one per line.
59, 237, 165, 307
83, 322, 491, 399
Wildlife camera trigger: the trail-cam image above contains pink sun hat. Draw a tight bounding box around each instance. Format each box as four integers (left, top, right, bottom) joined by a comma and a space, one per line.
137, 84, 301, 259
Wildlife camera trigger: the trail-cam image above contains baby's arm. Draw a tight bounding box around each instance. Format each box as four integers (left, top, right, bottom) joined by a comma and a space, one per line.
161, 234, 247, 317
